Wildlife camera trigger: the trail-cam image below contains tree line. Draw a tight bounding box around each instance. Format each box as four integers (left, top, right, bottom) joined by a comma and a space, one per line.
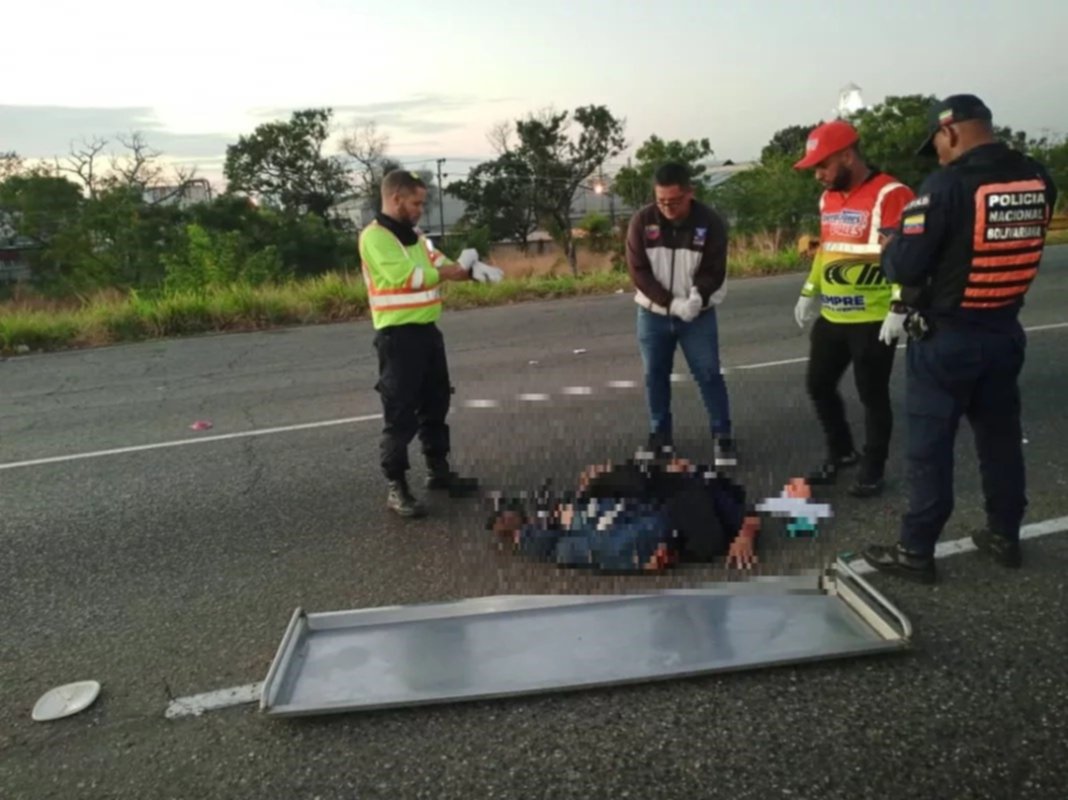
1, 96, 1064, 298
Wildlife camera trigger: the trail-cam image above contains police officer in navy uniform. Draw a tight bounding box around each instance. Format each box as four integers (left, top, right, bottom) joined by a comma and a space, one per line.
861, 95, 1058, 583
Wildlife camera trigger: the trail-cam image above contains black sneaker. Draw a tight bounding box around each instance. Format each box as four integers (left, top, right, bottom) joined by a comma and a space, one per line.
647, 432, 674, 456
847, 459, 885, 498
971, 529, 1022, 568
387, 479, 426, 518
425, 463, 480, 497
807, 451, 860, 486
861, 543, 936, 584
714, 436, 737, 467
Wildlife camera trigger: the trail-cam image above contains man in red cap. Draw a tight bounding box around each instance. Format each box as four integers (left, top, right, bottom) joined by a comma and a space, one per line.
792, 120, 915, 497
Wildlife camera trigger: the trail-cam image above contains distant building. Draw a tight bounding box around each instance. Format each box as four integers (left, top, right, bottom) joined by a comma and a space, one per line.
142, 178, 214, 208
0, 212, 34, 284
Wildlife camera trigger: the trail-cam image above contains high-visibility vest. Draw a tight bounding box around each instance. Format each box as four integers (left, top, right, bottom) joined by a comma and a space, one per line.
358, 222, 444, 329
801, 173, 914, 323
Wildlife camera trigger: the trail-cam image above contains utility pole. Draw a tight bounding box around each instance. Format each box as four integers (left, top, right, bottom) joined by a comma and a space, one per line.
435, 158, 446, 238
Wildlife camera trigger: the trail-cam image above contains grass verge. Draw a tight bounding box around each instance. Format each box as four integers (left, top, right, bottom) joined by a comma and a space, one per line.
1, 248, 807, 356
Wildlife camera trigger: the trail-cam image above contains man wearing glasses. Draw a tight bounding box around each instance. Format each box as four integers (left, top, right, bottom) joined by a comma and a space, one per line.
625, 162, 735, 467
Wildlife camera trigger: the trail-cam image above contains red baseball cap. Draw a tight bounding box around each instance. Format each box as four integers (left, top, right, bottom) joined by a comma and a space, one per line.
793, 120, 859, 169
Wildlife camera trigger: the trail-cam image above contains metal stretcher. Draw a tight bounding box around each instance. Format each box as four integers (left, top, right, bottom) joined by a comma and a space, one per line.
260, 557, 911, 718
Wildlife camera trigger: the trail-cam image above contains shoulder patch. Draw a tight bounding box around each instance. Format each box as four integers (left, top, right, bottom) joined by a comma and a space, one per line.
904, 195, 930, 211
902, 213, 926, 235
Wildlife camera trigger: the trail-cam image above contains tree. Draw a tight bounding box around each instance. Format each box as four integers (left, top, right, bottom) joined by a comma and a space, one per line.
447, 151, 538, 248
1, 152, 23, 182
612, 135, 715, 209
760, 125, 813, 164
339, 121, 398, 213
1029, 135, 1068, 213
0, 173, 90, 291
224, 108, 349, 220
514, 105, 627, 273
57, 136, 109, 199
710, 122, 824, 241
845, 95, 941, 189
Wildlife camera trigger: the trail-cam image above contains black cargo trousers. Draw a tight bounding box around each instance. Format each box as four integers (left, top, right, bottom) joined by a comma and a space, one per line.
373, 322, 452, 481
806, 316, 897, 466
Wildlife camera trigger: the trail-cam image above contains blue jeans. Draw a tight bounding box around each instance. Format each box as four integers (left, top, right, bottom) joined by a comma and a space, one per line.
637, 306, 732, 438
898, 321, 1027, 555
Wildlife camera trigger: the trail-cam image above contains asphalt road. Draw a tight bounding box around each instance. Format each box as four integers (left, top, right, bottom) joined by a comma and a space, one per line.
2, 249, 1067, 800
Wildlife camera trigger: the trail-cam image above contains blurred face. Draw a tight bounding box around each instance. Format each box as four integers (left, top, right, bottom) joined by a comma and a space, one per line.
491, 510, 524, 540
812, 150, 853, 191
932, 125, 959, 166
654, 183, 693, 221
389, 186, 427, 225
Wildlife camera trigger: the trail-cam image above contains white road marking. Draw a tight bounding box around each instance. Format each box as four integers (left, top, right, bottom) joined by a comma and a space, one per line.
845, 515, 1068, 575
607, 380, 637, 389
165, 514, 1068, 720
0, 414, 383, 471
3, 320, 1065, 472
562, 386, 592, 395
518, 393, 550, 402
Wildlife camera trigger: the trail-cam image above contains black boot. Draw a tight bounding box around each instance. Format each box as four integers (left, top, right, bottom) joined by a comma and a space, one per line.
714, 435, 737, 467
807, 450, 860, 486
425, 459, 479, 497
861, 543, 936, 584
387, 478, 425, 518
971, 528, 1022, 568
646, 432, 674, 457
847, 457, 885, 498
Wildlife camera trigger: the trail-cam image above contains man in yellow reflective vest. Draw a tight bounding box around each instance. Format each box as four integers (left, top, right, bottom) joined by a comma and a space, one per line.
792, 120, 915, 498
359, 169, 500, 517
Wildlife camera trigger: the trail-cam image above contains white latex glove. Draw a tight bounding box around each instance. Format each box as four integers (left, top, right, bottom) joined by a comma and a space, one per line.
794, 295, 818, 329
878, 310, 908, 345
689, 286, 705, 309
457, 248, 479, 270
471, 261, 504, 284
670, 295, 701, 322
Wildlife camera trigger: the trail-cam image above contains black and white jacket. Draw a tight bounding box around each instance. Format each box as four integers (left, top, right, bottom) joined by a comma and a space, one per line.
625, 200, 729, 315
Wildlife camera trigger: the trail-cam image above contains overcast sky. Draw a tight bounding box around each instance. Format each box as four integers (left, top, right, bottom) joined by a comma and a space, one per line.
3, 0, 1066, 187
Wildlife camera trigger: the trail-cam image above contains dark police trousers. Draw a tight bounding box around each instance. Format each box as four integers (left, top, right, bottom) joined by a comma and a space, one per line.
373, 322, 451, 481
899, 320, 1027, 555
806, 317, 896, 466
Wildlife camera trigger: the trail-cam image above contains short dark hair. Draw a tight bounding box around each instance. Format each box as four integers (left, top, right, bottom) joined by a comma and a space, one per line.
654, 162, 692, 189
381, 169, 426, 198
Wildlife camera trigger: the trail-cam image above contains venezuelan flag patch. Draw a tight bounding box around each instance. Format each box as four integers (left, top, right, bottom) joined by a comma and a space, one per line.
902, 213, 926, 235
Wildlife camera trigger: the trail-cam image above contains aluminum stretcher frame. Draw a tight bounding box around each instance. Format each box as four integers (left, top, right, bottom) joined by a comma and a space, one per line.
259, 557, 911, 718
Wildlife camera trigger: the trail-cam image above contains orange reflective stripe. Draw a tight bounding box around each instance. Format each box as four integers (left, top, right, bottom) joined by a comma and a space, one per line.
961, 299, 1017, 309
968, 267, 1039, 284
972, 251, 1042, 268
963, 285, 1030, 299
369, 298, 441, 312
367, 287, 441, 309
371, 285, 425, 296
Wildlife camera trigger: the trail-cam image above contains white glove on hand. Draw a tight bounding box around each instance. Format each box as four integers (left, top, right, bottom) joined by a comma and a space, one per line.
794, 295, 818, 329
457, 248, 479, 270
471, 260, 504, 284
670, 294, 701, 322
878, 311, 908, 345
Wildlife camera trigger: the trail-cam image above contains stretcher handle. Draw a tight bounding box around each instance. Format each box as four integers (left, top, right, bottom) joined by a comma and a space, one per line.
834, 557, 913, 640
